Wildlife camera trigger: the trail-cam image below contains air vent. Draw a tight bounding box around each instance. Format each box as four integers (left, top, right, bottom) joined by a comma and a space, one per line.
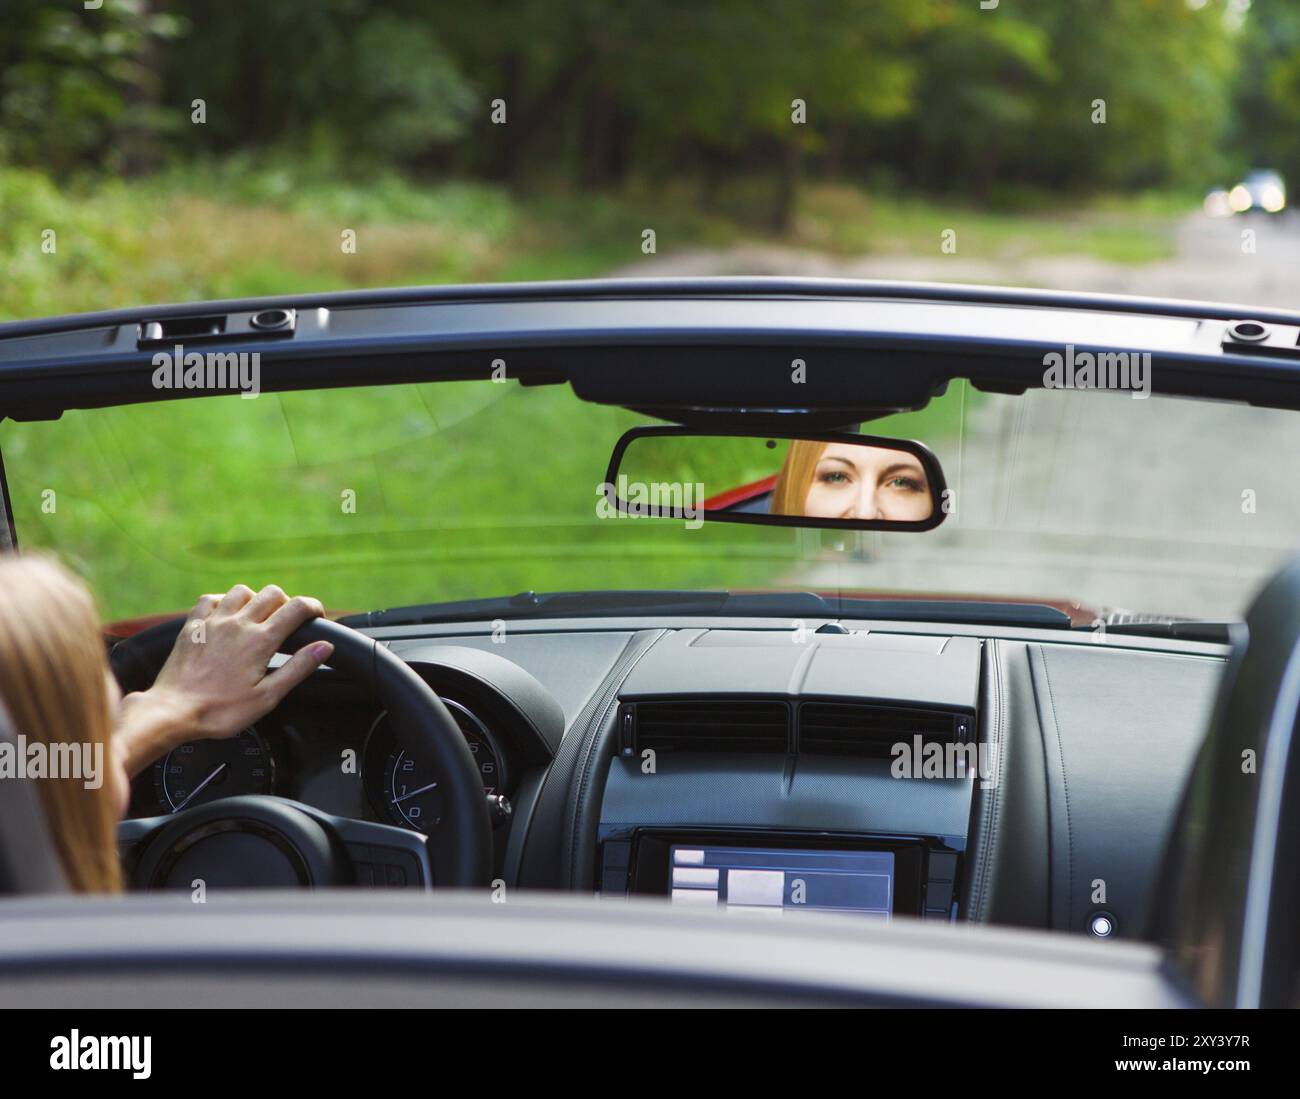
622, 700, 790, 754
798, 702, 972, 758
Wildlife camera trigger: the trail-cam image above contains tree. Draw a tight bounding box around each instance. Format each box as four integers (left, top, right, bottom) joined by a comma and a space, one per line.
0, 0, 182, 175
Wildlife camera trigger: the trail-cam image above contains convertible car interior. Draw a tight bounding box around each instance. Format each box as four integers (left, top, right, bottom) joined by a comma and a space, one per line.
0, 279, 1297, 1012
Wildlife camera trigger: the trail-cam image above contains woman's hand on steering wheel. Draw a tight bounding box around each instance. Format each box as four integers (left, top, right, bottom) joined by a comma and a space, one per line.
114, 598, 494, 888
115, 584, 332, 777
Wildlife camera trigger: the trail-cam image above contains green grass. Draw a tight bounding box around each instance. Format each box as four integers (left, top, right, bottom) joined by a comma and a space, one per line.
0, 372, 978, 621
0, 163, 758, 321
0, 164, 1190, 324
0, 382, 801, 619
794, 183, 1186, 265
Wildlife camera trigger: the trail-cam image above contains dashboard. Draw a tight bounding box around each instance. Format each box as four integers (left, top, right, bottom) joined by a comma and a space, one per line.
123, 618, 1227, 940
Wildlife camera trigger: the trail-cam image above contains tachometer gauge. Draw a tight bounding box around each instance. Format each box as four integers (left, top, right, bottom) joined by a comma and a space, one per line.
365, 699, 506, 833
152, 727, 274, 812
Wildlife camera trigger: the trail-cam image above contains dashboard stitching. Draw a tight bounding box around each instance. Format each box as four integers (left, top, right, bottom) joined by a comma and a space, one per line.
973, 639, 1005, 921
566, 630, 666, 887
972, 641, 994, 918
789, 640, 818, 694
967, 644, 990, 918
1037, 647, 1074, 931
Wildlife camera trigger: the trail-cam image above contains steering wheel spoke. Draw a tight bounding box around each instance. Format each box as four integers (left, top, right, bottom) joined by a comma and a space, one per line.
118, 796, 434, 892
329, 813, 433, 889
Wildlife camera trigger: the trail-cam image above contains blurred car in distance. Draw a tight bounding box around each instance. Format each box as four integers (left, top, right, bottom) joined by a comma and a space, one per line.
1237, 169, 1286, 214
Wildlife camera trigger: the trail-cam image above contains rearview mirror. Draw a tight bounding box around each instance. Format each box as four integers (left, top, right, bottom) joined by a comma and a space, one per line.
604, 427, 948, 531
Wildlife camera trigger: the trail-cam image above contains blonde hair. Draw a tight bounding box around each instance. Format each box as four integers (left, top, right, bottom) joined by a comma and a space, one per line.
770, 439, 827, 516
0, 554, 122, 892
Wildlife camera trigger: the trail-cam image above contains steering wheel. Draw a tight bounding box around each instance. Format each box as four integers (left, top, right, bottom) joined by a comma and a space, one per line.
110, 617, 492, 891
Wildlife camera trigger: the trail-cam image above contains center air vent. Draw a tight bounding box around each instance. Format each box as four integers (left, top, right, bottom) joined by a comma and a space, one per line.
798, 702, 972, 759
619, 700, 790, 755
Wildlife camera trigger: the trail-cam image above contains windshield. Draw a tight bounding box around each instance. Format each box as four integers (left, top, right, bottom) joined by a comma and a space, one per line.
2, 380, 1296, 624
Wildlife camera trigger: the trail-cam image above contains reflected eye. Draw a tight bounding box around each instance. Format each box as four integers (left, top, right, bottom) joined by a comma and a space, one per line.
817, 469, 853, 486
884, 476, 925, 493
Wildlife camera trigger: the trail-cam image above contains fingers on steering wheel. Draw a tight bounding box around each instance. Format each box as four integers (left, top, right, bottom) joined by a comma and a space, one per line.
263, 594, 326, 643
260, 639, 333, 705
217, 584, 255, 615
189, 593, 222, 620
244, 583, 289, 623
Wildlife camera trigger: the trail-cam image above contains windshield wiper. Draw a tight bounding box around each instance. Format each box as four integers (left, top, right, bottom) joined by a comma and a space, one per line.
340, 590, 1075, 629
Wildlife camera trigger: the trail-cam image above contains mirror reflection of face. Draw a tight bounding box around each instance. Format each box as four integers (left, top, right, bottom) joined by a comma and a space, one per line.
797, 442, 933, 521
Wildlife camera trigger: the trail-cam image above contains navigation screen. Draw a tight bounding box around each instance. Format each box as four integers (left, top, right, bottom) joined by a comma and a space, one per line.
668, 845, 894, 917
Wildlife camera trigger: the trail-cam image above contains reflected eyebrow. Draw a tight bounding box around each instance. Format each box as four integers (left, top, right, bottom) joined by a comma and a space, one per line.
878, 461, 927, 480
816, 456, 857, 470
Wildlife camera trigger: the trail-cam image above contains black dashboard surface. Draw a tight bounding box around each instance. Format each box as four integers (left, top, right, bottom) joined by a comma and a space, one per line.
128, 617, 1225, 940
1024, 642, 1221, 935
618, 628, 981, 707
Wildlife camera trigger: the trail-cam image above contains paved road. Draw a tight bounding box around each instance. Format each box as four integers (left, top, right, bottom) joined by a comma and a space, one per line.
617, 210, 1300, 308
616, 213, 1300, 620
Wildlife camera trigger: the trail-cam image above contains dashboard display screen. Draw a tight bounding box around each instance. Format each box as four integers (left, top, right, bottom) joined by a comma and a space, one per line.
668, 845, 893, 917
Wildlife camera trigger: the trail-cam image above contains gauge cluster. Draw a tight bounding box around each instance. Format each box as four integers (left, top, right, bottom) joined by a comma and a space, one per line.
128, 693, 515, 834
123, 644, 566, 835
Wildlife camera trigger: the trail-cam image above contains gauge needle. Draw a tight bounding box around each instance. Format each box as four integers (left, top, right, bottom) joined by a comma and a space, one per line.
173, 763, 227, 811
391, 780, 438, 805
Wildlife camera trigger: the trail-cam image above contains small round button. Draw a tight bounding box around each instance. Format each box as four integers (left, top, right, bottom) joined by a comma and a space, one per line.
1089, 912, 1116, 938
250, 308, 292, 330
1227, 320, 1269, 343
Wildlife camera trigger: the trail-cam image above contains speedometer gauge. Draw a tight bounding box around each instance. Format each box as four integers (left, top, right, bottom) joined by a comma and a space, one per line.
152, 727, 274, 812
364, 699, 506, 833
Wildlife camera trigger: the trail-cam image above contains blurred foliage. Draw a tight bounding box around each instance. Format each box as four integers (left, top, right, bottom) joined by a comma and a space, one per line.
0, 0, 184, 173
0, 161, 1178, 323
1230, 0, 1300, 186
0, 163, 519, 318
0, 0, 1279, 211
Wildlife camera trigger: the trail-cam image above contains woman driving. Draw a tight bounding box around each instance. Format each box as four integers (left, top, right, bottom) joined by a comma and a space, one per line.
0, 554, 331, 892
770, 439, 934, 522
